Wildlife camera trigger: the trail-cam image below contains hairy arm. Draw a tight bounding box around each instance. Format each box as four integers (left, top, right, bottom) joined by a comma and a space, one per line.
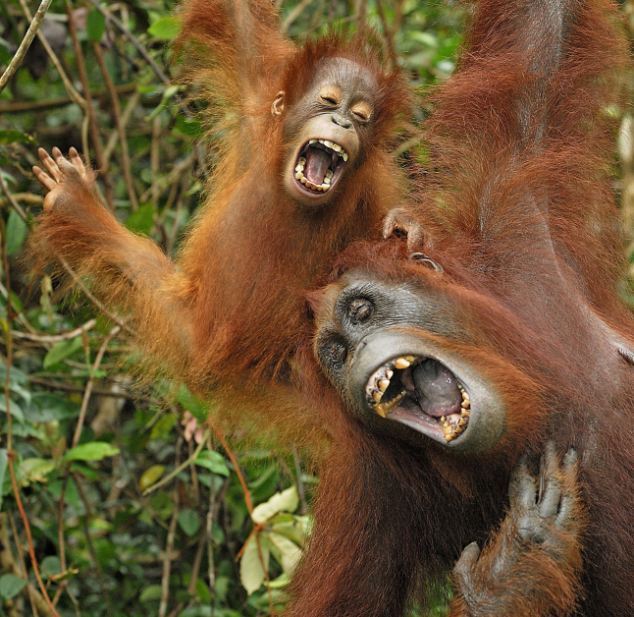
31, 148, 193, 376
450, 444, 584, 617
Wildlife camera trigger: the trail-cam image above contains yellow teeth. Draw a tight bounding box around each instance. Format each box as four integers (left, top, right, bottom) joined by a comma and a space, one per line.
394, 357, 411, 369
365, 356, 471, 443
375, 391, 406, 418
442, 405, 471, 443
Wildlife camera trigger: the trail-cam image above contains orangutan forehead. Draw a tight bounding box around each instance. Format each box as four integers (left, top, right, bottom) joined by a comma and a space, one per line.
311, 57, 378, 98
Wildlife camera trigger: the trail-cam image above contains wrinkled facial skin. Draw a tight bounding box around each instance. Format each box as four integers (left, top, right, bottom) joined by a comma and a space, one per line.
314, 271, 507, 453
279, 58, 377, 208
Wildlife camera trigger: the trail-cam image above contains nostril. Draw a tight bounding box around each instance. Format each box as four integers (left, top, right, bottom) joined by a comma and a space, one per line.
332, 114, 352, 129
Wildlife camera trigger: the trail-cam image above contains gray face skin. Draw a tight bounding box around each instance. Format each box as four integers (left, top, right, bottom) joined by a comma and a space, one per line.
280, 58, 378, 208
314, 272, 507, 453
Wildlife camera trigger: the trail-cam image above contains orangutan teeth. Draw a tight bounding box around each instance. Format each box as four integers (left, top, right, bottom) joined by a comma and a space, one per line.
375, 391, 406, 418
365, 355, 472, 442
294, 140, 349, 194
440, 387, 471, 443
394, 355, 415, 369
315, 139, 348, 160
458, 383, 471, 411
295, 166, 333, 193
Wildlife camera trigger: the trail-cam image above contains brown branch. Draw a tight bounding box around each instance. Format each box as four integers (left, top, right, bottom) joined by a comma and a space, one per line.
0, 0, 53, 93
210, 426, 253, 514
0, 173, 28, 222
17, 0, 85, 107
92, 42, 139, 210
71, 325, 121, 448
65, 2, 113, 210
0, 83, 137, 114
103, 90, 141, 163
86, 0, 170, 84
2, 219, 59, 617
11, 319, 96, 344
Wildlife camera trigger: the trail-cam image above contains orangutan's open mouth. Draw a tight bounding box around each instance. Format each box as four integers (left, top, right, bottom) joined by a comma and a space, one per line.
294, 139, 348, 194
365, 355, 471, 443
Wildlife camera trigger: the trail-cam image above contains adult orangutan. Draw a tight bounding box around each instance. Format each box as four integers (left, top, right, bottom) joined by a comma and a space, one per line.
308, 0, 632, 615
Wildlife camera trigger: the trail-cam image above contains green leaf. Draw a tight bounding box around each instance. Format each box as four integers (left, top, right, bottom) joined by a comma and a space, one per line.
270, 513, 311, 547
19, 458, 56, 485
251, 487, 299, 524
64, 441, 120, 462
139, 464, 165, 491
0, 129, 31, 145
150, 413, 177, 440
178, 508, 200, 536
0, 574, 27, 600
140, 584, 163, 602
265, 571, 291, 590
125, 203, 155, 235
268, 532, 302, 573
0, 449, 6, 511
87, 9, 106, 42
240, 534, 269, 595
174, 115, 203, 138
6, 210, 27, 256
177, 384, 209, 421
194, 449, 229, 477
148, 16, 181, 41
43, 337, 83, 369
41, 556, 62, 579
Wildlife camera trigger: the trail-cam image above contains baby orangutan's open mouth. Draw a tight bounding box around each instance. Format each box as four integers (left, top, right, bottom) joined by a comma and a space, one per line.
294, 139, 348, 194
365, 355, 471, 443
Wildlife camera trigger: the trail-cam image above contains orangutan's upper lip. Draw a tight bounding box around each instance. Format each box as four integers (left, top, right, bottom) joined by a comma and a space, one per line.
293, 139, 348, 195
364, 354, 471, 444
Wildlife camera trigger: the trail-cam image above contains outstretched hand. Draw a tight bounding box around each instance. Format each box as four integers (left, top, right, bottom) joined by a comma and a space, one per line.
33, 147, 92, 210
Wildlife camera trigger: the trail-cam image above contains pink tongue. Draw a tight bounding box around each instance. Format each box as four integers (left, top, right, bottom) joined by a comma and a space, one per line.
305, 148, 331, 185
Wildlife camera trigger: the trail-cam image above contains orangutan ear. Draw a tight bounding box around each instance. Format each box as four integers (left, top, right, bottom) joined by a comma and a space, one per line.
271, 91, 286, 116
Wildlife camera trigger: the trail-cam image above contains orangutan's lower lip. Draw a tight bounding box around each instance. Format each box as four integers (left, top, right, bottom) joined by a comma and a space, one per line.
293, 139, 348, 194
365, 354, 471, 443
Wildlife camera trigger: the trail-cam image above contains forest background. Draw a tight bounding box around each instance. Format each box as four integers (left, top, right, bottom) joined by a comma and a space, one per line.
0, 1, 632, 616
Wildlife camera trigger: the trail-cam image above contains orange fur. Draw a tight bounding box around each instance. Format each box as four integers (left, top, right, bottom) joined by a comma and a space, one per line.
28, 0, 631, 615
29, 0, 411, 447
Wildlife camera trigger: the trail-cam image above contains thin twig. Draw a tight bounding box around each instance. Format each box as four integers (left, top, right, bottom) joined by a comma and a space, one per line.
159, 439, 182, 617
17, 0, 85, 108
0, 0, 53, 93
143, 431, 208, 496
6, 512, 49, 616
282, 0, 313, 33
0, 83, 136, 114
92, 42, 139, 210
210, 426, 253, 513
0, 174, 28, 222
58, 256, 134, 335
65, 1, 113, 210
1, 218, 59, 617
103, 91, 141, 163
11, 319, 96, 344
71, 325, 121, 448
86, 0, 170, 84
